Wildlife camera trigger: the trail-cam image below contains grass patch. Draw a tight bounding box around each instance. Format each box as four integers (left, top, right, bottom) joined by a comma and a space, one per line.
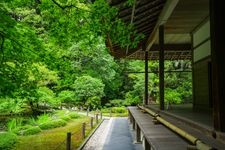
39, 119, 67, 130
0, 132, 17, 150
14, 116, 96, 150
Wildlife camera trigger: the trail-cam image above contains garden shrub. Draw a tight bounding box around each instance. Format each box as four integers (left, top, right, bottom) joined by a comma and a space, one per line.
109, 99, 124, 107
23, 126, 42, 135
0, 132, 17, 150
12, 125, 32, 135
39, 119, 66, 130
37, 113, 52, 124
7, 118, 24, 132
101, 108, 110, 113
69, 112, 80, 119
60, 116, 71, 121
111, 107, 127, 113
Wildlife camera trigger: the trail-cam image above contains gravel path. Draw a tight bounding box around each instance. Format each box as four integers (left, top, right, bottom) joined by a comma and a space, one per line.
83, 118, 142, 150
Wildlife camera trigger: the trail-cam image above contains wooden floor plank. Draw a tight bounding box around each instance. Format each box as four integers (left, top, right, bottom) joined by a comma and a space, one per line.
128, 106, 188, 150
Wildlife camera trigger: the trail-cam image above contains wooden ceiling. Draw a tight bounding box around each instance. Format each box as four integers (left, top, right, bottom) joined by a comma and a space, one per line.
107, 0, 209, 60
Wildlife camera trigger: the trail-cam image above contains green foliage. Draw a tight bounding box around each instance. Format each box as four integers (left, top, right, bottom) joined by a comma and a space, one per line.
165, 88, 182, 104
12, 125, 41, 136
0, 0, 192, 117
123, 92, 141, 106
0, 132, 17, 150
60, 116, 71, 121
68, 112, 80, 119
0, 98, 25, 113
86, 96, 101, 109
36, 113, 51, 125
37, 87, 55, 105
7, 118, 24, 132
109, 99, 124, 107
58, 90, 75, 104
72, 75, 105, 105
39, 119, 66, 130
23, 126, 42, 135
111, 107, 127, 113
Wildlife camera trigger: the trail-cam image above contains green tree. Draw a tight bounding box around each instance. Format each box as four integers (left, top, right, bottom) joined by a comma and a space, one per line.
57, 90, 76, 107
72, 75, 104, 107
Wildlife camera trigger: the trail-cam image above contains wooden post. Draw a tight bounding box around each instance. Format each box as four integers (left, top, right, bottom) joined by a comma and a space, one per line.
129, 111, 132, 123
144, 138, 151, 150
159, 25, 165, 110
210, 0, 225, 131
66, 132, 71, 150
82, 122, 86, 139
144, 50, 149, 105
100, 112, 102, 120
110, 108, 112, 117
132, 117, 135, 130
136, 124, 141, 142
86, 107, 89, 116
96, 114, 99, 124
91, 117, 93, 128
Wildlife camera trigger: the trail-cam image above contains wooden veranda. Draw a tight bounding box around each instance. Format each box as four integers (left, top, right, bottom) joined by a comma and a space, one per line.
107, 0, 225, 140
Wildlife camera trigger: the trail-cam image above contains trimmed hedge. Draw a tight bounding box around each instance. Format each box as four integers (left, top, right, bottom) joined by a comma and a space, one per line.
0, 132, 17, 150
39, 119, 66, 130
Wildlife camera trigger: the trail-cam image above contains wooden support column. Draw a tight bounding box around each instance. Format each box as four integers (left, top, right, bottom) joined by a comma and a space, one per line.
132, 117, 135, 130
159, 25, 165, 110
144, 138, 151, 150
210, 0, 225, 131
144, 51, 149, 105
136, 124, 141, 142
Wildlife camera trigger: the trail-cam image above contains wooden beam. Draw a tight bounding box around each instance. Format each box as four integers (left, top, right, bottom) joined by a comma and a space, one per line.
124, 70, 192, 74
144, 51, 149, 105
145, 0, 179, 51
210, 0, 225, 132
159, 25, 164, 110
150, 43, 191, 51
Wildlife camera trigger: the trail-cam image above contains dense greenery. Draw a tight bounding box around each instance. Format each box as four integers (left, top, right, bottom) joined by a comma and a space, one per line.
0, 132, 17, 150
0, 0, 192, 117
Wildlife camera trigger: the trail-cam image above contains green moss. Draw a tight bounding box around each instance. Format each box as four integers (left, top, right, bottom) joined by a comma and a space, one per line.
39, 119, 67, 130
0, 132, 17, 150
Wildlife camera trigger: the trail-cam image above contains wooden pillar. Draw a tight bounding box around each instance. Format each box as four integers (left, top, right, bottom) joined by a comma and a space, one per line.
132, 117, 135, 130
144, 138, 151, 150
66, 132, 71, 150
82, 122, 86, 139
210, 0, 225, 131
144, 50, 149, 105
159, 25, 165, 110
136, 124, 141, 142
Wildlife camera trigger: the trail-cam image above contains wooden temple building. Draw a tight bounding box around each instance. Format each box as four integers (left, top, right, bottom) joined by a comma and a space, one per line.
106, 0, 225, 149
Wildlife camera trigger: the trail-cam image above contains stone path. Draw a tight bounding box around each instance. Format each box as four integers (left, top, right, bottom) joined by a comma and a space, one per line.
83, 118, 142, 150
